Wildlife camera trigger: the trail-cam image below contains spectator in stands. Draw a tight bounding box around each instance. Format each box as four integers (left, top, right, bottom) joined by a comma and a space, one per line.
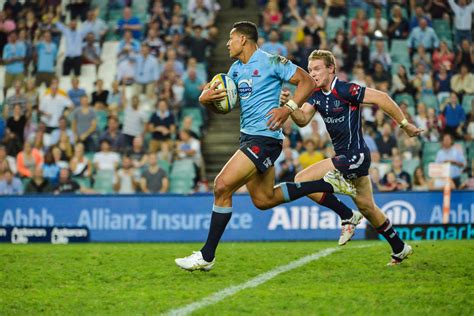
282, 119, 303, 151
157, 139, 173, 163
114, 155, 139, 194
100, 116, 125, 152
454, 40, 473, 70
368, 6, 388, 38
0, 144, 15, 175
432, 41, 455, 73
441, 92, 466, 138
148, 99, 176, 153
407, 17, 439, 54
275, 147, 299, 183
70, 142, 92, 180
128, 136, 147, 169
302, 15, 325, 50
116, 57, 136, 86
434, 64, 452, 104
68, 77, 87, 108
375, 122, 398, 159
435, 133, 466, 187
25, 165, 53, 194
380, 171, 404, 192
0, 168, 22, 194
2, 127, 22, 157
91, 79, 109, 108
409, 6, 432, 30
412, 166, 431, 191
262, 1, 282, 28
3, 0, 22, 21
415, 102, 429, 137
57, 133, 73, 161
181, 116, 200, 140
134, 44, 160, 98
447, 0, 474, 47
183, 68, 205, 108
2, 31, 25, 97
107, 81, 124, 107
189, 0, 216, 28
27, 121, 52, 152
117, 30, 140, 61
39, 80, 73, 133
122, 95, 147, 148
93, 139, 120, 172
82, 32, 101, 73
426, 107, 443, 141
296, 35, 316, 70
16, 141, 43, 178
412, 45, 432, 72
140, 152, 169, 193
451, 64, 474, 96
71, 95, 96, 152
412, 63, 434, 100
80, 9, 108, 44
298, 138, 324, 170
347, 34, 370, 72
465, 101, 474, 141
460, 161, 474, 189
386, 154, 412, 190
56, 19, 84, 76
261, 29, 287, 57
350, 9, 369, 38
53, 168, 81, 194
176, 129, 202, 174
370, 40, 392, 72
425, 0, 450, 20
7, 103, 27, 145
145, 27, 166, 60
51, 145, 69, 169
372, 61, 391, 91
387, 4, 409, 40
42, 149, 60, 185
34, 31, 57, 88
3, 79, 27, 119
163, 48, 184, 77
369, 167, 383, 192
391, 64, 415, 98
116, 7, 142, 40
183, 25, 214, 64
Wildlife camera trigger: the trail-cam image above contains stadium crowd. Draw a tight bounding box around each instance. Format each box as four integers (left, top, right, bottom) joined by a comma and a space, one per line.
0, 0, 473, 196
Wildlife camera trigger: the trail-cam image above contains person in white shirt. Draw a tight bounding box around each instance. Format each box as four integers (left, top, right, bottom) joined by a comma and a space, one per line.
39, 81, 73, 133
113, 155, 139, 194
448, 0, 474, 47
92, 139, 120, 171
122, 95, 148, 147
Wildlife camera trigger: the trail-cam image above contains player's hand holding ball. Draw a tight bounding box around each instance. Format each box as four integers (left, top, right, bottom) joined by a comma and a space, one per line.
199, 73, 237, 114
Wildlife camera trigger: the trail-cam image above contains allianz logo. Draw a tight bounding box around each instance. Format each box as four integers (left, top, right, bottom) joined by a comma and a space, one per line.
380, 200, 416, 224
323, 116, 345, 124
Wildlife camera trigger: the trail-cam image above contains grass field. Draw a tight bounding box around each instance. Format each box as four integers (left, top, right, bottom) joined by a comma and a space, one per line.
1, 240, 473, 315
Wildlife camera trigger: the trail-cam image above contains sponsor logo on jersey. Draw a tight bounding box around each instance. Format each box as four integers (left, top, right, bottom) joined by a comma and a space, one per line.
238, 79, 253, 99
349, 84, 360, 96
333, 100, 343, 112
232, 71, 238, 77
252, 69, 261, 77
323, 116, 345, 124
251, 145, 260, 155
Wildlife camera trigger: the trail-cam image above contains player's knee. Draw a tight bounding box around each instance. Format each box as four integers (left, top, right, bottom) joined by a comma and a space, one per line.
213, 176, 231, 198
355, 197, 375, 214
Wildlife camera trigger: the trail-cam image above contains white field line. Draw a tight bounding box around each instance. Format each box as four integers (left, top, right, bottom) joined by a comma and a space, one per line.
164, 244, 376, 316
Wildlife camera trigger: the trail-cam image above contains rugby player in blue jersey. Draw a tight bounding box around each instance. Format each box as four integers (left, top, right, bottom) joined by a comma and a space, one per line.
175, 22, 363, 271
279, 50, 423, 265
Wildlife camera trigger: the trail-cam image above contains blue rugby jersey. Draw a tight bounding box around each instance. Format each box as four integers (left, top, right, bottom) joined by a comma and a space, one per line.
307, 77, 368, 154
228, 49, 297, 139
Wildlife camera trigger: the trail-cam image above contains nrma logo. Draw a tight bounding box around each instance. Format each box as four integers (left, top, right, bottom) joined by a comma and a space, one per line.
381, 200, 416, 224
238, 79, 252, 99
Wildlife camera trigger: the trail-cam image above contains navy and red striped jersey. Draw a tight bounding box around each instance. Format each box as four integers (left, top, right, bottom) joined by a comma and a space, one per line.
307, 76, 368, 154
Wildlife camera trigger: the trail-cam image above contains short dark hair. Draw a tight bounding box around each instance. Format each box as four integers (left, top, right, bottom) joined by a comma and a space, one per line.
232, 21, 258, 42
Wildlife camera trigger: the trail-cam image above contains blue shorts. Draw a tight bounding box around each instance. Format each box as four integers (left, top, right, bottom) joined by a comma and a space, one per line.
240, 133, 283, 173
331, 148, 371, 180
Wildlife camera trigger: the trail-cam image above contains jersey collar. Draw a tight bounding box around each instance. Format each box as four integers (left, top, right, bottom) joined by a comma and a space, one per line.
322, 76, 338, 95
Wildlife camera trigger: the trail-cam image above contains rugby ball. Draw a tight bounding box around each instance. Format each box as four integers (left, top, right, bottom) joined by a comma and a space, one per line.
209, 73, 238, 114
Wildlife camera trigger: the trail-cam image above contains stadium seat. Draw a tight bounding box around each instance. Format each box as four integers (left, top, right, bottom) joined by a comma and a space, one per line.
170, 160, 196, 179
169, 177, 194, 194
181, 107, 204, 127
402, 157, 420, 176
432, 19, 452, 41
390, 40, 410, 64
73, 177, 92, 189
325, 17, 345, 41
158, 159, 171, 175
422, 142, 441, 164
93, 170, 115, 194
462, 94, 474, 113
395, 93, 415, 108
420, 94, 438, 111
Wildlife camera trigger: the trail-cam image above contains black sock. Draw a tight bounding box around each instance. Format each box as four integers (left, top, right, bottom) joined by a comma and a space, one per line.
282, 180, 334, 202
201, 210, 231, 262
376, 219, 405, 253
319, 193, 353, 220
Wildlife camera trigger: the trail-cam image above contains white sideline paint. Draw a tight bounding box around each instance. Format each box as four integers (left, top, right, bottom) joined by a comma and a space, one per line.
164, 244, 375, 316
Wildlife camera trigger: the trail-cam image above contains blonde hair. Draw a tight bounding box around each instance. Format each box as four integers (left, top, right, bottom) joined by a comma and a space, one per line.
308, 50, 337, 73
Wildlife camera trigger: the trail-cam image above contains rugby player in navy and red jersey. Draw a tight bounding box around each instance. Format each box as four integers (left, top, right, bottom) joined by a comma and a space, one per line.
278, 50, 423, 265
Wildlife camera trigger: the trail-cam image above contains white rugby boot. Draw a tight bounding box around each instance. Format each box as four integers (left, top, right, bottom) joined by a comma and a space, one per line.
338, 211, 364, 246
323, 170, 357, 198
387, 244, 414, 266
175, 251, 215, 271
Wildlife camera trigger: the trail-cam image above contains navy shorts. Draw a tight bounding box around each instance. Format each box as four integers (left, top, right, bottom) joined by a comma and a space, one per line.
331, 148, 371, 180
240, 133, 283, 173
